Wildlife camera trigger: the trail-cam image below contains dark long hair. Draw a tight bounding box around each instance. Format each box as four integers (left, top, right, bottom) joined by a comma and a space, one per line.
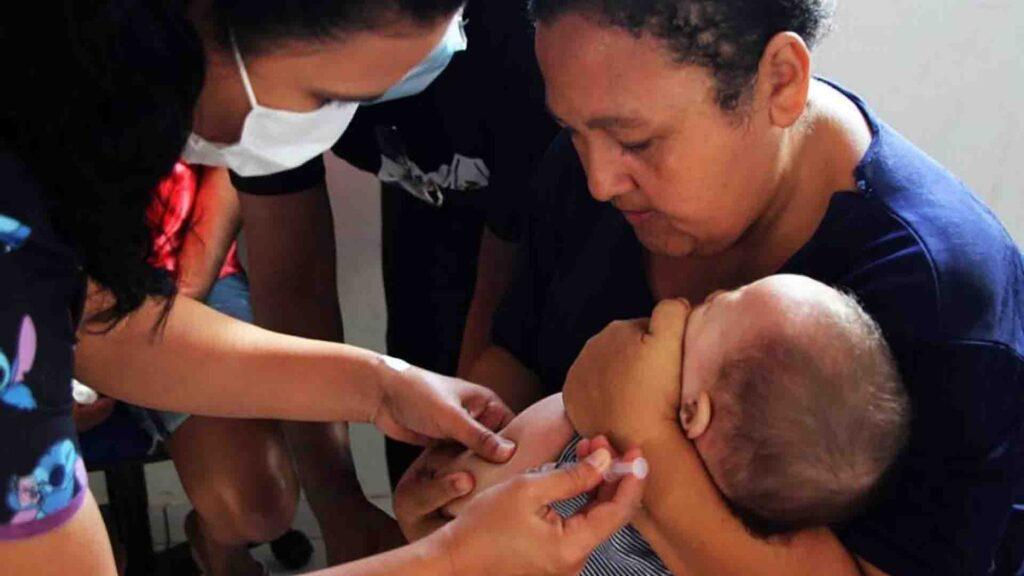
1, 0, 463, 328
213, 0, 466, 56
2, 0, 204, 327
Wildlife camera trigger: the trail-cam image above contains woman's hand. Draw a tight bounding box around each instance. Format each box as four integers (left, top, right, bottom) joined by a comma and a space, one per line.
563, 299, 691, 448
430, 448, 646, 576
574, 436, 645, 503
71, 396, 117, 433
373, 361, 517, 463
394, 443, 475, 541
394, 393, 577, 539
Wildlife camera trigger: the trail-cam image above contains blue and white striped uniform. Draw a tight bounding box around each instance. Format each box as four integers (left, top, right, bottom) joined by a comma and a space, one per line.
552, 436, 672, 576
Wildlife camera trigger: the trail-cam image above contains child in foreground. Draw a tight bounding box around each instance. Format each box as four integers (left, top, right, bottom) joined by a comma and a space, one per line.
408, 274, 909, 575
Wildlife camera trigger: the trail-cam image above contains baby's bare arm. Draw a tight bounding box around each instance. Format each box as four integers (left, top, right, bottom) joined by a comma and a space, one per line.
441, 393, 575, 517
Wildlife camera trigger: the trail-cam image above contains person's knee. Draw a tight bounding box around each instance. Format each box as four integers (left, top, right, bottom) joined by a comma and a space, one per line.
193, 472, 299, 545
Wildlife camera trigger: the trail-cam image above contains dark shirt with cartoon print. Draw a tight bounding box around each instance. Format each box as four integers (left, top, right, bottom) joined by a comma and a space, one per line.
0, 151, 88, 540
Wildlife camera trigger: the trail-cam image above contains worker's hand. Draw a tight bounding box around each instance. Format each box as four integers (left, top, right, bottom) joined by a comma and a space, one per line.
393, 443, 474, 541
373, 360, 516, 463
71, 397, 117, 433
428, 447, 646, 576
575, 436, 646, 504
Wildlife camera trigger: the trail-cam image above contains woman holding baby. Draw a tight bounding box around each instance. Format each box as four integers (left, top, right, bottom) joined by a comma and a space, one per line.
399, 1, 1024, 575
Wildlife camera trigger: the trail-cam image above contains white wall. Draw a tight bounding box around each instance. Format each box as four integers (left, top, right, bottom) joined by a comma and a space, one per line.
325, 159, 387, 356
814, 0, 1023, 242
323, 158, 392, 503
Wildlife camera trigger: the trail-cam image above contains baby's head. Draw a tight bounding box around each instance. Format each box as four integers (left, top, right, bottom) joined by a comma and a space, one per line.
679, 275, 909, 538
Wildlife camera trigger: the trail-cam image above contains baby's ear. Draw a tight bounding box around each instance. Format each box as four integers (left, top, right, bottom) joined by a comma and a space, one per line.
680, 392, 712, 439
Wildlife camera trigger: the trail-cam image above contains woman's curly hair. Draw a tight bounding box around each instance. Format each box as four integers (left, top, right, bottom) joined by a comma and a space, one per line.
530, 0, 834, 111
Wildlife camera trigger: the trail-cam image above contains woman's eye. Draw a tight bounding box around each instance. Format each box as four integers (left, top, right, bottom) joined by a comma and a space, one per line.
621, 139, 653, 153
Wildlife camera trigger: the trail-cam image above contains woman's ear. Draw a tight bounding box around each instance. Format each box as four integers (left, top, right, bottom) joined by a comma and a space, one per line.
755, 31, 812, 129
680, 392, 712, 439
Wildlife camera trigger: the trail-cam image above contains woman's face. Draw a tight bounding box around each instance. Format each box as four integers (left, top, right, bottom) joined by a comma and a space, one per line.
535, 14, 785, 259
194, 17, 450, 141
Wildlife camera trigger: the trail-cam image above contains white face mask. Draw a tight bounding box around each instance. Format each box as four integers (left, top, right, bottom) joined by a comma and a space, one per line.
369, 10, 467, 104
182, 33, 359, 177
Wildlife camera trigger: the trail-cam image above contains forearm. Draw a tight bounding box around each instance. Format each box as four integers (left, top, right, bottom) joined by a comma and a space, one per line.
457, 228, 518, 378
177, 167, 242, 300
75, 284, 385, 422
627, 426, 863, 576
239, 183, 345, 341
464, 345, 545, 412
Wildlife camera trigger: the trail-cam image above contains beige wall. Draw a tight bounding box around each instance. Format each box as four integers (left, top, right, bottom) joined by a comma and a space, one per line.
815, 0, 1023, 242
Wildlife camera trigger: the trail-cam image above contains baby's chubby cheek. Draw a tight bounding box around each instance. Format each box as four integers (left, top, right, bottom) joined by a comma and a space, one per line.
691, 430, 729, 492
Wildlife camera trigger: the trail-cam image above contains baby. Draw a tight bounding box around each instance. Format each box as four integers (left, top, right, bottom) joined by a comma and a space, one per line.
428, 275, 909, 573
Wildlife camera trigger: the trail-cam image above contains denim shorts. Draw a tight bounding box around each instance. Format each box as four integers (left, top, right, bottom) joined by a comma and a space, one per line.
127, 272, 253, 446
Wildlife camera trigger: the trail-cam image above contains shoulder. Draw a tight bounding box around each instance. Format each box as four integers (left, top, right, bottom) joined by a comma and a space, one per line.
792, 118, 1024, 459
803, 81, 1023, 354
0, 150, 69, 258
0, 150, 81, 290
861, 121, 1022, 352
794, 122, 1023, 357
820, 126, 1023, 575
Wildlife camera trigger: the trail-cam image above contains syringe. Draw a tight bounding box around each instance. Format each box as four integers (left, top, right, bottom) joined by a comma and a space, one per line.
528, 457, 649, 481
602, 458, 649, 482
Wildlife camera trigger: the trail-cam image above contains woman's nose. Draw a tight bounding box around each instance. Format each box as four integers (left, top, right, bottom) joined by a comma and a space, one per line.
580, 145, 633, 203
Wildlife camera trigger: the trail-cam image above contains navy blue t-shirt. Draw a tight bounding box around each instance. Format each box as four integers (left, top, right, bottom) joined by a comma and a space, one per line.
0, 151, 89, 540
493, 83, 1024, 575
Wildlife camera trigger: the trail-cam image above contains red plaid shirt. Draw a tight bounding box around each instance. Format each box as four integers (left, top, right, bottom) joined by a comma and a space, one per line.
147, 162, 241, 279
